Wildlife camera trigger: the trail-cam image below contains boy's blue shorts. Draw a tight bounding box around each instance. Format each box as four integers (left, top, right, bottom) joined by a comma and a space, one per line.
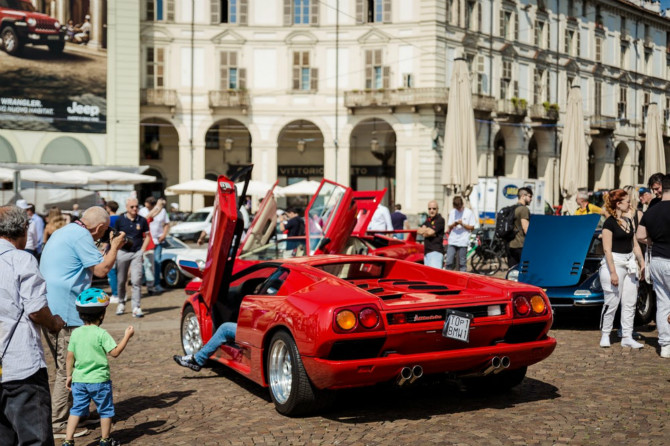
70, 381, 115, 418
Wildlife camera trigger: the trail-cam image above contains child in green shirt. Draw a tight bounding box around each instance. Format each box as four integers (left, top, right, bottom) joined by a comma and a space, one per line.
62, 288, 134, 446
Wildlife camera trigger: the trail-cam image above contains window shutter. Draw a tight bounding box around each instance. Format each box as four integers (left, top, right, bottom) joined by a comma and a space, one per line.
383, 66, 390, 89
355, 0, 364, 24
514, 14, 519, 41
310, 68, 318, 91
220, 51, 229, 90
239, 68, 246, 89
211, 0, 220, 24
284, 0, 292, 26
167, 0, 175, 21
293, 67, 300, 90
311, 0, 319, 25
239, 0, 248, 25
383, 0, 392, 23
365, 67, 372, 89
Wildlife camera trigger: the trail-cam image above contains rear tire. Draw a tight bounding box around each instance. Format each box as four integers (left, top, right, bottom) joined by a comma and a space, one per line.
164, 261, 185, 288
2, 27, 23, 56
180, 306, 203, 356
266, 331, 332, 416
471, 248, 502, 276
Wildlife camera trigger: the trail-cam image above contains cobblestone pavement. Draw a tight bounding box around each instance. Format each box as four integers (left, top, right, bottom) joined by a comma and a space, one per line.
46, 287, 669, 445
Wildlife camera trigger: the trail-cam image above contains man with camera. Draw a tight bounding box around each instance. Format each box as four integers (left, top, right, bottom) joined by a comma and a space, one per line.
114, 198, 151, 318
39, 206, 126, 438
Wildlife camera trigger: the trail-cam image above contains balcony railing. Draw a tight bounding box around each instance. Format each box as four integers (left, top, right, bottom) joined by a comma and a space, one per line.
529, 104, 559, 120
344, 88, 449, 109
644, 36, 653, 48
590, 115, 617, 131
472, 94, 496, 112
208, 90, 250, 111
620, 29, 631, 41
141, 88, 178, 107
497, 99, 527, 117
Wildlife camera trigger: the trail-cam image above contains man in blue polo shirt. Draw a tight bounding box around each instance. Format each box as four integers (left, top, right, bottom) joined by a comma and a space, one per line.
114, 197, 150, 317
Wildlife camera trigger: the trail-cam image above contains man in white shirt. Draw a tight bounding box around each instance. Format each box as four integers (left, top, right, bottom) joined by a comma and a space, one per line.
446, 196, 476, 272
367, 204, 393, 232
16, 200, 41, 258
139, 197, 169, 293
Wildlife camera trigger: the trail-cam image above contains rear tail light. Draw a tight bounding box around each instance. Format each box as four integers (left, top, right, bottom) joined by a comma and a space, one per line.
530, 295, 547, 314
513, 296, 531, 316
336, 310, 356, 331
358, 308, 380, 329
513, 293, 549, 317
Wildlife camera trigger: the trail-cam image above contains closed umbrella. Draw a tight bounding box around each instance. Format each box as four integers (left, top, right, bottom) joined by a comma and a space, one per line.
280, 180, 321, 196
644, 103, 666, 182
440, 57, 478, 213
559, 84, 589, 215
165, 179, 218, 196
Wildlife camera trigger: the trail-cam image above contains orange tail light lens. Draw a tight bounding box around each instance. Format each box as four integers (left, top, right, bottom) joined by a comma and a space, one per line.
530, 295, 546, 314
336, 310, 357, 331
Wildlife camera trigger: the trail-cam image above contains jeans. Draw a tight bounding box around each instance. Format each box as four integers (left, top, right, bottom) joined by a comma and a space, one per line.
424, 251, 444, 269
153, 242, 166, 287
194, 322, 237, 366
43, 326, 75, 430
108, 266, 118, 296
0, 368, 55, 446
446, 245, 467, 272
650, 257, 670, 347
143, 251, 155, 284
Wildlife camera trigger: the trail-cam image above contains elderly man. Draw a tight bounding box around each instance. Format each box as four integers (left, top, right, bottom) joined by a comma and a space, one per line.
637, 174, 670, 359
39, 205, 124, 439
638, 187, 653, 212
417, 200, 445, 269
114, 198, 150, 317
1, 206, 65, 445
574, 191, 602, 215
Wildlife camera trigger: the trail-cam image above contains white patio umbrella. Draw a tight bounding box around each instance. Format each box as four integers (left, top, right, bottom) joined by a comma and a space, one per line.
280, 180, 321, 196
54, 170, 94, 201
440, 57, 478, 213
236, 180, 283, 197
644, 103, 666, 182
90, 170, 157, 185
20, 168, 88, 202
165, 179, 218, 196
559, 84, 589, 215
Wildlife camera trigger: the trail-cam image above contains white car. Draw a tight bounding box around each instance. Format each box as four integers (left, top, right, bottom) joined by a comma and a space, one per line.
158, 236, 207, 288
169, 206, 213, 242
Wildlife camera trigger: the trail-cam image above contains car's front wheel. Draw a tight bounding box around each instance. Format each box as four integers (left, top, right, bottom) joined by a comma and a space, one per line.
267, 331, 330, 416
181, 306, 203, 356
635, 280, 656, 325
163, 261, 185, 288
2, 28, 23, 56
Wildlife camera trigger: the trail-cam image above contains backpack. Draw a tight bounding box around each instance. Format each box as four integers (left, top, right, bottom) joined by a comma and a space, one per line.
494, 204, 520, 241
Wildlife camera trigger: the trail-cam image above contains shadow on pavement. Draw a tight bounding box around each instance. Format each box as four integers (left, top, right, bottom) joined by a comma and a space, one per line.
323, 376, 559, 423
187, 362, 272, 403
114, 390, 195, 422
140, 305, 180, 316
81, 420, 172, 445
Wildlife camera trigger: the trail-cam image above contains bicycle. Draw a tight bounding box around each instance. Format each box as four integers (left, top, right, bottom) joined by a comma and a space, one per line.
468, 229, 505, 276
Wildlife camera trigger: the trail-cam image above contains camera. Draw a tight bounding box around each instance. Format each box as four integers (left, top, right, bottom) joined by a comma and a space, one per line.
100, 227, 129, 245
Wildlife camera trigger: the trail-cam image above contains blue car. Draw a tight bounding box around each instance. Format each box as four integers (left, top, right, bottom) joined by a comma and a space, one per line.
506, 215, 656, 324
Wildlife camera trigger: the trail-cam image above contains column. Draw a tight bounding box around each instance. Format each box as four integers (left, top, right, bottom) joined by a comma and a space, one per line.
394, 142, 415, 212
476, 120, 496, 178
534, 129, 558, 205
88, 0, 104, 49
500, 126, 529, 179
177, 142, 205, 211
55, 0, 70, 25
251, 142, 277, 184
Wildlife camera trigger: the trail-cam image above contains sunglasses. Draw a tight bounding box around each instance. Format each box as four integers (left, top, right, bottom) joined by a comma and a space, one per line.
128, 205, 138, 209
428, 207, 437, 210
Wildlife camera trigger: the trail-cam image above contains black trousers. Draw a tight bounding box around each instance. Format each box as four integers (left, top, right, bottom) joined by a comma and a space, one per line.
0, 368, 55, 446
508, 247, 523, 269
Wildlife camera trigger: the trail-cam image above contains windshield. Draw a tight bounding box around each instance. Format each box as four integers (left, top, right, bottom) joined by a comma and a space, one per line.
239, 238, 306, 261
186, 211, 209, 223
4, 0, 36, 11
164, 236, 189, 250
307, 182, 346, 255
315, 261, 386, 280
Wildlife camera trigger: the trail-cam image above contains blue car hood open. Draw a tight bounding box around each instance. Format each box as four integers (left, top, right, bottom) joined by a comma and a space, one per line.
518, 214, 600, 287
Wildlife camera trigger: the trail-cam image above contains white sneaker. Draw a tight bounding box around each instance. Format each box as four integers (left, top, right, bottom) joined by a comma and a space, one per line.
600, 334, 611, 348
109, 295, 119, 304
621, 337, 644, 349
132, 307, 144, 318
116, 303, 125, 315
661, 345, 670, 358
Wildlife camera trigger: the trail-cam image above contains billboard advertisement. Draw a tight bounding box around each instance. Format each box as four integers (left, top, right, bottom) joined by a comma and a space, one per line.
0, 0, 106, 133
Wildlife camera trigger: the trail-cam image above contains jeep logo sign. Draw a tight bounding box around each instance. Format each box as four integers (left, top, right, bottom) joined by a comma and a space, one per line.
67, 101, 100, 117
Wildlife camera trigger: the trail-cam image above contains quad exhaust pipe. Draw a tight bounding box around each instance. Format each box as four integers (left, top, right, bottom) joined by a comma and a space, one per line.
396, 365, 424, 386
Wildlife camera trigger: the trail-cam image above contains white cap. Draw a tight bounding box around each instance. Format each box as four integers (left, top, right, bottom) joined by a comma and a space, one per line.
85, 14, 90, 19
170, 203, 179, 209
16, 199, 30, 209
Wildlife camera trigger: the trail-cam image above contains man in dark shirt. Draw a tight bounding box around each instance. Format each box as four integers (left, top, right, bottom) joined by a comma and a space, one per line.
417, 200, 445, 269
114, 198, 150, 317
636, 174, 670, 359
508, 187, 533, 268
647, 172, 664, 209
280, 207, 304, 252
391, 204, 408, 239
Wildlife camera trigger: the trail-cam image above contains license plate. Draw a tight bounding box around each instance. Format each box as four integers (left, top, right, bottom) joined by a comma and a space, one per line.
48, 35, 60, 40
442, 309, 473, 343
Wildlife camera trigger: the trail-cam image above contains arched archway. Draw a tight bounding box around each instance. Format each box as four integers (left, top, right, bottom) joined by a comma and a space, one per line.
140, 118, 179, 194
41, 137, 91, 165
277, 119, 324, 183
493, 131, 505, 177
349, 118, 396, 204
0, 135, 17, 163
528, 136, 538, 179
138, 168, 165, 203
204, 119, 252, 177
614, 142, 629, 189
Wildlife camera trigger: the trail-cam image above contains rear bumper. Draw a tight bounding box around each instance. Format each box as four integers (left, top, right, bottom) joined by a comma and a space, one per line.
302, 337, 556, 389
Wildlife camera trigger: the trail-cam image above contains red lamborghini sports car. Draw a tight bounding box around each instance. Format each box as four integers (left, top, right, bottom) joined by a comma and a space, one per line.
178, 168, 556, 416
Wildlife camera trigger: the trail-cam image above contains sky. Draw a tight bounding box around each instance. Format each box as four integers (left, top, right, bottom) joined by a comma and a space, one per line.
662, 1, 670, 11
